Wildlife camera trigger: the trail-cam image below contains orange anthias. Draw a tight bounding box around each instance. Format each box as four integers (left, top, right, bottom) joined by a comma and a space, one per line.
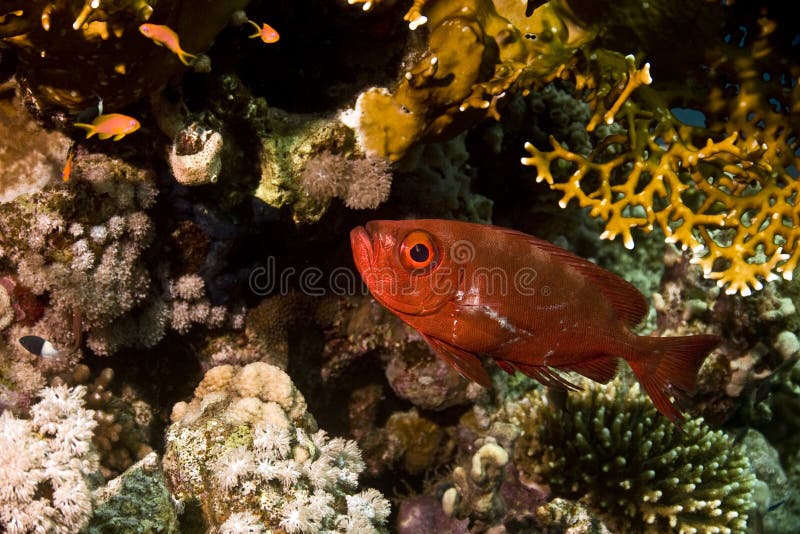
139, 23, 197, 66
350, 219, 720, 425
247, 20, 279, 44
73, 113, 140, 141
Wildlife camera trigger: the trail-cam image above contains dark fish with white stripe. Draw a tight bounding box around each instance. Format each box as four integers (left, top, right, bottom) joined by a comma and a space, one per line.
19, 335, 61, 358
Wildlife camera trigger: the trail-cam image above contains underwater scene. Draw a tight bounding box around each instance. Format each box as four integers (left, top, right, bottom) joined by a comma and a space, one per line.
0, 0, 798, 532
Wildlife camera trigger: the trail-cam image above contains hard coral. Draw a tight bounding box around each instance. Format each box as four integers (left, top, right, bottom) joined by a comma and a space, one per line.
87, 452, 180, 534
521, 17, 800, 296
508, 377, 756, 533
346, 0, 597, 161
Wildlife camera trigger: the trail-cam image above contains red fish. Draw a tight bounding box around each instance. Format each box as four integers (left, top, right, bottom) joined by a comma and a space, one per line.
139, 23, 197, 66
62, 144, 76, 182
350, 219, 719, 424
74, 113, 140, 141
246, 20, 280, 44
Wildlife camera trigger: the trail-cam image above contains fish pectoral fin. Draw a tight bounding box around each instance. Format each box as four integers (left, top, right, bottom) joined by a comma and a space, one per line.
494, 359, 517, 375
422, 334, 491, 388
563, 356, 619, 384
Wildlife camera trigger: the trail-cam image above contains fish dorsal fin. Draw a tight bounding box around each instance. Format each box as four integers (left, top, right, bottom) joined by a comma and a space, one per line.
500, 228, 649, 327
421, 334, 492, 387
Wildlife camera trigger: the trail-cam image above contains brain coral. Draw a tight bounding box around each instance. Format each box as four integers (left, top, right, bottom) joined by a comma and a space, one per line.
507, 378, 756, 533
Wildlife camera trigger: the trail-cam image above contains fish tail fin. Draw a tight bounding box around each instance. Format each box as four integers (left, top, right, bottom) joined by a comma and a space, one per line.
246, 19, 261, 37
73, 123, 95, 138
628, 334, 720, 426
177, 50, 196, 66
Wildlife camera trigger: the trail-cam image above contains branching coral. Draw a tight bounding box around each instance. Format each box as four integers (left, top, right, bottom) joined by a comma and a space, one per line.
507, 377, 756, 533
163, 362, 391, 532
521, 22, 799, 296
0, 384, 100, 533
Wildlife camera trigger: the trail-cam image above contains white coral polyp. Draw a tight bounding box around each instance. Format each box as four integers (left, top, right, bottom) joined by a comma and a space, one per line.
215, 447, 256, 491
0, 385, 99, 534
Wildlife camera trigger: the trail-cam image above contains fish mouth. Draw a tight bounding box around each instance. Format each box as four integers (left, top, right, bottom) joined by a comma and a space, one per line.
350, 225, 373, 273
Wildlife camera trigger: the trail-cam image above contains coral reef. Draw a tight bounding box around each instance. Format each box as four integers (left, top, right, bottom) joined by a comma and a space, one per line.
442, 438, 509, 524
163, 362, 391, 532
534, 498, 611, 534
0, 87, 71, 201
652, 245, 800, 425
0, 152, 157, 355
168, 123, 225, 186
508, 377, 757, 533
0, 0, 797, 531
299, 150, 392, 210
0, 149, 234, 361
50, 364, 158, 478
397, 495, 469, 534
740, 429, 800, 534
393, 134, 493, 222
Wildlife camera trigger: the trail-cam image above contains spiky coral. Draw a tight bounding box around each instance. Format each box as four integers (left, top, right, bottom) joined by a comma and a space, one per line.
507, 377, 756, 533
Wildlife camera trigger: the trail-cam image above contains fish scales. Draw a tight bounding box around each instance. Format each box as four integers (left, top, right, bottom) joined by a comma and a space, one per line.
351, 219, 719, 425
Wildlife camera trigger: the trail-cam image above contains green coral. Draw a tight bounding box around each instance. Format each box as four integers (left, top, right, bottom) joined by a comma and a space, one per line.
508, 377, 757, 533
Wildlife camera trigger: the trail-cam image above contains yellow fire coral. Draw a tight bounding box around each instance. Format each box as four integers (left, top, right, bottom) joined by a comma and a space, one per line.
348, 0, 596, 160
521, 51, 799, 296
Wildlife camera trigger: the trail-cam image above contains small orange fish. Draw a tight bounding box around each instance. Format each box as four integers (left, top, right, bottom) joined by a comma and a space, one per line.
62, 144, 76, 182
351, 219, 720, 425
74, 113, 140, 141
139, 23, 197, 66
246, 20, 279, 44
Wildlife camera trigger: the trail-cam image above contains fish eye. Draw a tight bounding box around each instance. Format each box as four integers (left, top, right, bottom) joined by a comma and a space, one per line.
400, 230, 437, 271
